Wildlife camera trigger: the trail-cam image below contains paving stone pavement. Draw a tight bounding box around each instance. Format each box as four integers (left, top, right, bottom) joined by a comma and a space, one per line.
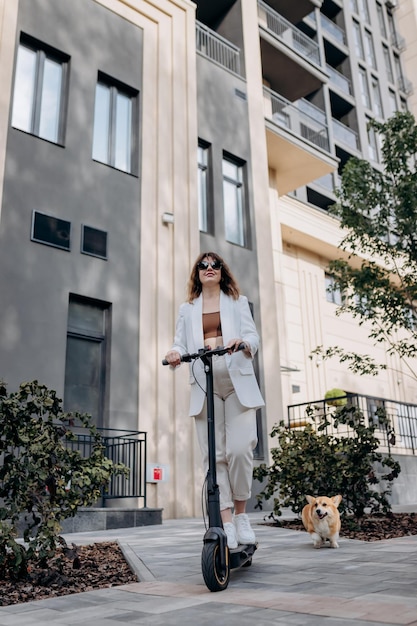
1, 513, 417, 625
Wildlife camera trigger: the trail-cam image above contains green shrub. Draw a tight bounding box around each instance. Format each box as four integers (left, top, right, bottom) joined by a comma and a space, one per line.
324, 388, 347, 407
0, 380, 128, 580
253, 402, 400, 520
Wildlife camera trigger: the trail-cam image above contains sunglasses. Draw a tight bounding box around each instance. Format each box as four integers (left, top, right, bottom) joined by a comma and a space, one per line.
197, 260, 222, 271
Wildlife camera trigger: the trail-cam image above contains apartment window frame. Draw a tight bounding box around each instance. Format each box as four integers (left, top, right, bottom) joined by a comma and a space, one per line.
92, 72, 139, 175
371, 75, 383, 118
325, 273, 344, 305
376, 2, 387, 39
358, 66, 371, 109
222, 154, 248, 248
197, 140, 213, 234
352, 20, 364, 60
358, 0, 370, 23
81, 224, 108, 260
364, 29, 377, 69
383, 45, 394, 83
11, 34, 69, 144
367, 117, 380, 162
31, 210, 71, 251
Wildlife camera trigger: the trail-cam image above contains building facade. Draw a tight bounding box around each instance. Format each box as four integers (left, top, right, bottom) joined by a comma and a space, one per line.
0, 0, 416, 519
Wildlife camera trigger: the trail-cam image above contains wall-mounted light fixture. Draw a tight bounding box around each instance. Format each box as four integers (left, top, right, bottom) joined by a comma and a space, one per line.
162, 212, 174, 225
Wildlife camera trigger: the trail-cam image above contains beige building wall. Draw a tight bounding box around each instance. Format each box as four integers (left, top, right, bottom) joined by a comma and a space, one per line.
129, 0, 201, 519
273, 194, 417, 427
397, 0, 417, 115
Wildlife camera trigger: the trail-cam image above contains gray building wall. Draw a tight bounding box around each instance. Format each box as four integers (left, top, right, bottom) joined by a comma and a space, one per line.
0, 0, 143, 429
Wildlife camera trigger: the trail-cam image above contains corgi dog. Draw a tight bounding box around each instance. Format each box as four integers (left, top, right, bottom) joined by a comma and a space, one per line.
301, 494, 342, 549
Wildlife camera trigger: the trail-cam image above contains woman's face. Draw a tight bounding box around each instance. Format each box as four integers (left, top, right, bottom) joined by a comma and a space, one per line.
198, 256, 222, 289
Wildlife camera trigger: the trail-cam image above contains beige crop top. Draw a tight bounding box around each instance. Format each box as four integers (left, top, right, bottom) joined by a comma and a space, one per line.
203, 312, 222, 338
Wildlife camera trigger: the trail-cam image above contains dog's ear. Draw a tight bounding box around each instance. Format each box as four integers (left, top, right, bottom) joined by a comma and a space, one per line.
332, 494, 342, 507
305, 495, 315, 504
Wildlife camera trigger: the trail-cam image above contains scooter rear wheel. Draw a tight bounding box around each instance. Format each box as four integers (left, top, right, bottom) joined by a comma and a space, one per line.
201, 542, 230, 592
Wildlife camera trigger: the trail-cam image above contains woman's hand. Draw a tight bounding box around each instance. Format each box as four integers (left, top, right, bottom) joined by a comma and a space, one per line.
225, 339, 248, 354
164, 350, 181, 367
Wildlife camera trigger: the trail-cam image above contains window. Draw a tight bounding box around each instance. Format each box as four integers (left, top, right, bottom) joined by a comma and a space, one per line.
92, 74, 138, 173
81, 225, 107, 259
358, 0, 370, 23
367, 118, 379, 162
358, 67, 371, 109
64, 296, 111, 427
197, 142, 211, 233
31, 210, 71, 250
364, 31, 376, 69
371, 76, 383, 117
222, 156, 246, 246
350, 0, 358, 13
376, 3, 387, 38
352, 21, 364, 59
11, 36, 68, 143
383, 45, 394, 83
325, 273, 343, 305
388, 89, 397, 115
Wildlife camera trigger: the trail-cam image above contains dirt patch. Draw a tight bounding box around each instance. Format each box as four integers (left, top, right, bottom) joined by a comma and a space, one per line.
0, 541, 137, 607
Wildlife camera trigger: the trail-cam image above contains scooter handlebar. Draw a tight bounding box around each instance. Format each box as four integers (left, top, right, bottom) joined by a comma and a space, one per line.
162, 342, 246, 366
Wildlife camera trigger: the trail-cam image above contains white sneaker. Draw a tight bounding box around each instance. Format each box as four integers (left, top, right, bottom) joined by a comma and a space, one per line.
223, 522, 238, 549
234, 513, 256, 544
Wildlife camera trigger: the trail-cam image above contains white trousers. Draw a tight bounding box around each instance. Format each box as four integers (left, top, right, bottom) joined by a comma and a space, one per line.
194, 355, 258, 511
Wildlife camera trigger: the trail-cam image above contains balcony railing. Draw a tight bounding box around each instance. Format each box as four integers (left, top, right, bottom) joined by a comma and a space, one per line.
66, 428, 147, 505
258, 0, 321, 66
397, 75, 413, 95
264, 87, 330, 152
196, 21, 241, 75
288, 394, 417, 455
332, 118, 360, 150
326, 64, 352, 95
320, 13, 346, 46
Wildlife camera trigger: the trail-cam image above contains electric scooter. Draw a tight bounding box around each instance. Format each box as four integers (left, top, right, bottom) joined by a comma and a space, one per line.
163, 344, 257, 592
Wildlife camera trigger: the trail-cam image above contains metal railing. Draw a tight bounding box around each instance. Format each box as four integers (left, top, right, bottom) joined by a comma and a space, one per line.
258, 0, 321, 66
332, 118, 360, 150
66, 427, 147, 504
326, 64, 352, 95
397, 75, 413, 95
196, 21, 241, 75
320, 13, 346, 46
288, 394, 417, 455
264, 87, 330, 152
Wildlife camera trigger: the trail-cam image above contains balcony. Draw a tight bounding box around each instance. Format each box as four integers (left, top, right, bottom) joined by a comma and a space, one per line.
193, 0, 237, 29
332, 118, 360, 152
326, 64, 351, 96
264, 86, 337, 194
397, 75, 413, 96
196, 21, 241, 75
321, 13, 348, 66
265, 0, 322, 24
288, 393, 417, 456
258, 0, 328, 101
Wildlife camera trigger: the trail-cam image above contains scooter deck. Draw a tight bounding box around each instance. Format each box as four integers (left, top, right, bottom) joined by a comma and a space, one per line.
229, 542, 258, 570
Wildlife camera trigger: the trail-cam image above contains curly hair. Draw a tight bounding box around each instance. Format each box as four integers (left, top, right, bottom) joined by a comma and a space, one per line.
187, 251, 240, 302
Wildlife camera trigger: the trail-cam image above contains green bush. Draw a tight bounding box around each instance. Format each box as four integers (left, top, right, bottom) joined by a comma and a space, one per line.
324, 388, 347, 407
0, 380, 129, 580
253, 402, 400, 521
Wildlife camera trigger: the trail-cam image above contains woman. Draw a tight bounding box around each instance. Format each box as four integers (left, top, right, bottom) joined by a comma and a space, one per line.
165, 251, 264, 548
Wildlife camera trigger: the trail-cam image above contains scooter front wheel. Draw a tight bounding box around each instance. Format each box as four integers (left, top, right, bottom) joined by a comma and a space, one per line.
201, 541, 230, 592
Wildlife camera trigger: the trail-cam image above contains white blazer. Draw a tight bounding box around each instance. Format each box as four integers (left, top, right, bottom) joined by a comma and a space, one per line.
171, 291, 265, 416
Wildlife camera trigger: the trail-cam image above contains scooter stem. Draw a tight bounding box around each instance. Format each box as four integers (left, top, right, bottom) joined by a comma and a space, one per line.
201, 352, 223, 530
